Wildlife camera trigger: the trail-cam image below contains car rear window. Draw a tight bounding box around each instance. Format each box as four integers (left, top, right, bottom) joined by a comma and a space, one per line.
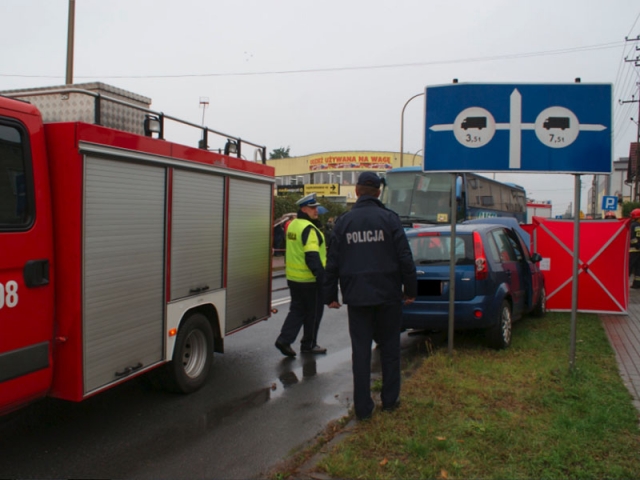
408, 234, 474, 265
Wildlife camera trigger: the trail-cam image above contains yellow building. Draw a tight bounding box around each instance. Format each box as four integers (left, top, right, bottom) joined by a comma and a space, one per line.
267, 150, 423, 204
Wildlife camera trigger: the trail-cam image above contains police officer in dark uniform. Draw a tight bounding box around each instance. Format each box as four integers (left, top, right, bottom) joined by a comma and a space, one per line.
275, 193, 327, 357
324, 172, 417, 420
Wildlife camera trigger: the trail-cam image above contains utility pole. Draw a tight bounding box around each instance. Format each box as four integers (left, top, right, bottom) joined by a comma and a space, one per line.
621, 35, 640, 201
65, 0, 75, 84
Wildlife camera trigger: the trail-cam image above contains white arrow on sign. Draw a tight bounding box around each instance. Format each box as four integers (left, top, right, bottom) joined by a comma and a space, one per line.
509, 89, 522, 168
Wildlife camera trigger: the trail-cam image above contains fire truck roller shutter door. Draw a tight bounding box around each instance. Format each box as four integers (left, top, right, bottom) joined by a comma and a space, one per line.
170, 170, 224, 300
225, 178, 272, 333
83, 156, 165, 394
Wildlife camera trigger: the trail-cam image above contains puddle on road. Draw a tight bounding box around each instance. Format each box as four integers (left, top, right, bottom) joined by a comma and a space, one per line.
203, 330, 442, 428
200, 347, 353, 428
269, 347, 353, 400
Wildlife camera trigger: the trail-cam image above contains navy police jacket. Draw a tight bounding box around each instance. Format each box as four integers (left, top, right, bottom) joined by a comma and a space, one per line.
323, 195, 417, 306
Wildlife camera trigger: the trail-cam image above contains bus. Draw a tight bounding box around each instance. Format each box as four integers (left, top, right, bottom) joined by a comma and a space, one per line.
381, 167, 527, 228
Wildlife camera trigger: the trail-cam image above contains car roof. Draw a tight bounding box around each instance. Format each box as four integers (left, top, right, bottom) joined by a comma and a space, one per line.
406, 224, 497, 236
462, 217, 531, 250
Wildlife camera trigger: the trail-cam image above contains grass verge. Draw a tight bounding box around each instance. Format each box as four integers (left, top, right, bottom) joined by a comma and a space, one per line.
311, 312, 640, 479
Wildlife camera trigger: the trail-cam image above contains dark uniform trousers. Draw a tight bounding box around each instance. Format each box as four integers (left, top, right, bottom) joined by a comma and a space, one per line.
278, 280, 324, 349
347, 303, 402, 419
630, 252, 640, 288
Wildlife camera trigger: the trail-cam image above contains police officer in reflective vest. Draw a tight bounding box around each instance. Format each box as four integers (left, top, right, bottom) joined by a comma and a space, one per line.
324, 172, 417, 420
275, 193, 327, 356
629, 208, 640, 288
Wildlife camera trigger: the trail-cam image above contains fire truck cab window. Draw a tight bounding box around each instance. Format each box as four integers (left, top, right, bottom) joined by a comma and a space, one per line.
0, 124, 29, 227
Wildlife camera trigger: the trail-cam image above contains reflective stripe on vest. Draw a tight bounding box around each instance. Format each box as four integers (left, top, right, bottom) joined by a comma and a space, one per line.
285, 219, 326, 283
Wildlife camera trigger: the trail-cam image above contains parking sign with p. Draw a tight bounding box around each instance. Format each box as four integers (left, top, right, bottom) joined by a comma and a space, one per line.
601, 195, 618, 211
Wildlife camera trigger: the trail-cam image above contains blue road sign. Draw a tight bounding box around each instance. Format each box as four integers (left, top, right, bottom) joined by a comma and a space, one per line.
601, 195, 618, 211
424, 83, 612, 174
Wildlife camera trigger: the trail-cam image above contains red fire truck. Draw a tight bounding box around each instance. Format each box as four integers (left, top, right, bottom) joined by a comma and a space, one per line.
0, 83, 274, 415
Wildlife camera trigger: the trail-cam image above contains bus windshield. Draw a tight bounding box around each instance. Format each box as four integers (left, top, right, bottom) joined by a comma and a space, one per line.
381, 171, 452, 224
382, 168, 527, 227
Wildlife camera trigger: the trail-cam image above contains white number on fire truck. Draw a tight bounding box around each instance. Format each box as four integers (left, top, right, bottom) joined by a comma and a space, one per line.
0, 281, 18, 309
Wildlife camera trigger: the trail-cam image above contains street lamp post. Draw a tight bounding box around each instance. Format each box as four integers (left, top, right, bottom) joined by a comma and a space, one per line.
400, 92, 425, 168
411, 149, 423, 166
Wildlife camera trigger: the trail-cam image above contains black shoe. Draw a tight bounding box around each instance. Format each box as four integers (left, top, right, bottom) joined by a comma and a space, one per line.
275, 341, 296, 357
382, 400, 400, 413
356, 404, 376, 421
300, 345, 327, 354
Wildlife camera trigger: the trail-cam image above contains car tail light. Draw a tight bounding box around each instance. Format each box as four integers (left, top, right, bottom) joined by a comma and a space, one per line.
473, 231, 488, 280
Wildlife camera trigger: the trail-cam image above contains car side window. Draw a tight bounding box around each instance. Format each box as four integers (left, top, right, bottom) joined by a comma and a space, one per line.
510, 230, 531, 262
509, 230, 531, 262
507, 236, 523, 262
490, 229, 516, 262
484, 233, 501, 263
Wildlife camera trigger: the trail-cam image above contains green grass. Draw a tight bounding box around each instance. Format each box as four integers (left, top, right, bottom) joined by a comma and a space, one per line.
315, 313, 640, 479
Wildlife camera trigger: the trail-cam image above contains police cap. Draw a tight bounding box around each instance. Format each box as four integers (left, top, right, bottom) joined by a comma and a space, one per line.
296, 193, 320, 207
357, 172, 381, 189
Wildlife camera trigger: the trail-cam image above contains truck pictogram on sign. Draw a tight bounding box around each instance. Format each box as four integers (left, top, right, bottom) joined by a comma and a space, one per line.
461, 116, 487, 130
543, 117, 570, 130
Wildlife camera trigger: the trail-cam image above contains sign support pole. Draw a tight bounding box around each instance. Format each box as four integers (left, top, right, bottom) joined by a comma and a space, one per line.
569, 174, 581, 370
448, 173, 457, 357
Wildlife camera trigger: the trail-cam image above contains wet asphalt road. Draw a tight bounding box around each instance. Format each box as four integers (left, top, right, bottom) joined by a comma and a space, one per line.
0, 275, 434, 479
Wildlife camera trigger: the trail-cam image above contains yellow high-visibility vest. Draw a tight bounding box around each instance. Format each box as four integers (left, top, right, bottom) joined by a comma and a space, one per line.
285, 219, 326, 282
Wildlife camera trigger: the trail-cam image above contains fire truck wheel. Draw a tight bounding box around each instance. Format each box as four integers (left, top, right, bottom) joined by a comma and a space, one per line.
166, 313, 214, 393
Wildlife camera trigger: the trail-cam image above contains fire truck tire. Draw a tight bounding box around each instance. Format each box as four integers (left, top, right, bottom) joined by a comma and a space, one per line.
165, 313, 214, 393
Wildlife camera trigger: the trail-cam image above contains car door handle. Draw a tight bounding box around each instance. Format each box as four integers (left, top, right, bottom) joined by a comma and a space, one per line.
24, 259, 50, 287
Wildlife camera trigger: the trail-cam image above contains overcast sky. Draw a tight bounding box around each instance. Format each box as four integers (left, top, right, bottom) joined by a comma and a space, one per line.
2, 0, 639, 216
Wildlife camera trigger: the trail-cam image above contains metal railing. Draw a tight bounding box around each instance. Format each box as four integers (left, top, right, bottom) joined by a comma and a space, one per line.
3, 87, 268, 164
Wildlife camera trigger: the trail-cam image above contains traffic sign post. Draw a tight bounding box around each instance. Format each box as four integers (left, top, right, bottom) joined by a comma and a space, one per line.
423, 82, 613, 370
424, 83, 612, 174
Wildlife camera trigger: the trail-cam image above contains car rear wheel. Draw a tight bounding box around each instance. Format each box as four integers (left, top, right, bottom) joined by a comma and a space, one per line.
532, 286, 546, 317
486, 300, 512, 350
